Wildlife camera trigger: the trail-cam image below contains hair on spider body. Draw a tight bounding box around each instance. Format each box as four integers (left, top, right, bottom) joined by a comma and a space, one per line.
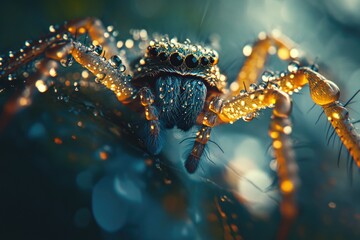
125, 37, 223, 158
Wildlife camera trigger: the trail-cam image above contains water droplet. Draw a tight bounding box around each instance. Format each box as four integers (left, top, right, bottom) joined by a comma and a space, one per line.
270, 82, 279, 89
60, 56, 73, 67
261, 71, 274, 82
24, 40, 32, 47
62, 33, 69, 40
109, 55, 122, 68
240, 89, 246, 95
249, 83, 257, 91
93, 45, 103, 55
8, 74, 15, 81
258, 82, 268, 90
95, 73, 106, 83
49, 25, 56, 33
243, 113, 255, 122
310, 63, 319, 72
287, 61, 299, 73
119, 65, 126, 72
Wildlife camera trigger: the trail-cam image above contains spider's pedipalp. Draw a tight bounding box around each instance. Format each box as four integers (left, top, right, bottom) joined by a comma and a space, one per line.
184, 97, 223, 173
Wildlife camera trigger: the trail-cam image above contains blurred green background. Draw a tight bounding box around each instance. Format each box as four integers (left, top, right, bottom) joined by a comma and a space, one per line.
1, 0, 360, 239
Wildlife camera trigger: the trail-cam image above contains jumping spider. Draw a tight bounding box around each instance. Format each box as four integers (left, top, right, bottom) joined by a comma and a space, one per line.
0, 18, 359, 239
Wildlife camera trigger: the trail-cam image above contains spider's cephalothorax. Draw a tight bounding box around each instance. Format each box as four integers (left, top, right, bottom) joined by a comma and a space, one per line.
1, 18, 359, 239
128, 37, 226, 156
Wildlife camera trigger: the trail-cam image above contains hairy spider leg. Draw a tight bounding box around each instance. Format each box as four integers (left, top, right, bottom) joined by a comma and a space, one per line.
230, 32, 300, 95
185, 96, 223, 173
0, 18, 128, 130
0, 17, 121, 79
51, 40, 165, 154
218, 87, 298, 240
138, 87, 163, 155
0, 59, 58, 130
270, 66, 360, 166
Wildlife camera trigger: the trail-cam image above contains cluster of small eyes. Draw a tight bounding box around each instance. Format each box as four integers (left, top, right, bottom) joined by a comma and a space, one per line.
145, 38, 218, 69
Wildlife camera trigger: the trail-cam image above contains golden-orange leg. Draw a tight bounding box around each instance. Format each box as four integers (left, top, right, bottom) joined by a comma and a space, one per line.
185, 97, 224, 173
268, 92, 298, 240
270, 66, 360, 165
230, 31, 300, 95
0, 35, 133, 131
218, 87, 298, 239
0, 17, 119, 79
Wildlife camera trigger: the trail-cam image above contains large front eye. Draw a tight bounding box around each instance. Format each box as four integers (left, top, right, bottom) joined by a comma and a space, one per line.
200, 56, 209, 66
147, 46, 158, 57
158, 52, 168, 61
185, 54, 198, 68
170, 52, 183, 66
209, 56, 218, 65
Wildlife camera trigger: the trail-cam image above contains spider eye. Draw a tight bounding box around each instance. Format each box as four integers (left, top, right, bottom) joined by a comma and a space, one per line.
93, 45, 103, 55
185, 54, 198, 68
208, 56, 218, 65
158, 52, 168, 62
200, 56, 209, 66
147, 46, 158, 57
170, 52, 183, 66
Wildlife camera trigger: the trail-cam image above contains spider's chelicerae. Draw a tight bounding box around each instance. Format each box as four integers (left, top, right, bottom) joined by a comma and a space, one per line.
1, 18, 360, 239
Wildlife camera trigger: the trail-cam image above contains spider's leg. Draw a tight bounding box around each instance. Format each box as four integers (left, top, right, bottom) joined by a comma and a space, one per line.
48, 40, 163, 154
0, 17, 121, 79
0, 38, 135, 131
230, 32, 300, 95
218, 87, 298, 240
268, 66, 360, 166
41, 39, 136, 104
185, 96, 227, 173
137, 87, 163, 155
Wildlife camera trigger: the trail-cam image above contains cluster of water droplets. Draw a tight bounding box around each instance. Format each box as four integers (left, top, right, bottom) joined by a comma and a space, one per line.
257, 61, 302, 91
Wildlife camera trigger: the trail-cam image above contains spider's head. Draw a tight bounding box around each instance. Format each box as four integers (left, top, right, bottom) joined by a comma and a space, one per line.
133, 37, 227, 92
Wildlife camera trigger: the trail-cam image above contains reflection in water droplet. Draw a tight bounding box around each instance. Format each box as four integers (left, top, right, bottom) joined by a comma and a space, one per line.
261, 70, 274, 82
287, 61, 299, 73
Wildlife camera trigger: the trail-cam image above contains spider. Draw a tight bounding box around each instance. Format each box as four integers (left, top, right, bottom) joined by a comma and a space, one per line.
0, 17, 359, 239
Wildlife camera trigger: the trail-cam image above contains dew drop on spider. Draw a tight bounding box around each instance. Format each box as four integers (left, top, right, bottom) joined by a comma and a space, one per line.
24, 40, 32, 47
109, 55, 122, 68
95, 73, 106, 83
60, 56, 74, 67
287, 61, 299, 73
119, 65, 126, 72
249, 83, 258, 91
258, 82, 268, 90
93, 45, 103, 55
7, 74, 15, 81
261, 70, 274, 82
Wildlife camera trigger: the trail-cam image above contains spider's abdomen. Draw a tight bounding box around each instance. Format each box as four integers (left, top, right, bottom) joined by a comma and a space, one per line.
155, 75, 207, 131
